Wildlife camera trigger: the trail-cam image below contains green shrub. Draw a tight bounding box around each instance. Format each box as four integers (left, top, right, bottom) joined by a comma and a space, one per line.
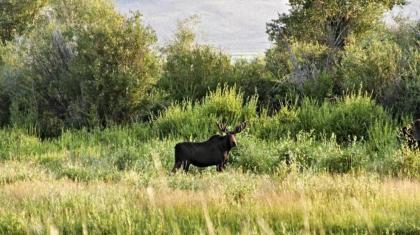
4, 0, 160, 138
302, 71, 335, 101
338, 22, 420, 104
381, 78, 420, 118
265, 40, 337, 109
231, 58, 276, 105
159, 19, 233, 102
234, 133, 367, 174
254, 91, 391, 144
0, 214, 26, 235
341, 31, 404, 91
252, 104, 299, 140
299, 92, 390, 143
154, 86, 257, 139
340, 24, 419, 118
366, 120, 399, 156
391, 147, 420, 178
0, 128, 42, 160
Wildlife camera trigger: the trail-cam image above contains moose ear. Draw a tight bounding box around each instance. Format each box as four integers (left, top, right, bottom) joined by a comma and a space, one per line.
234, 121, 247, 134
217, 122, 228, 133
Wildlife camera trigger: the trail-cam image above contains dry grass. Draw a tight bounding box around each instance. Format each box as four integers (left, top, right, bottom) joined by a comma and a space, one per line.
0, 165, 419, 234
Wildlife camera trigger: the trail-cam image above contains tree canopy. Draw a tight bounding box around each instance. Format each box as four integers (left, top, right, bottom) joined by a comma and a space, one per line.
267, 0, 405, 49
0, 0, 48, 44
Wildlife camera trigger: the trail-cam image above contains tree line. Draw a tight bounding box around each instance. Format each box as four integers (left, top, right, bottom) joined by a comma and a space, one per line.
0, 0, 418, 138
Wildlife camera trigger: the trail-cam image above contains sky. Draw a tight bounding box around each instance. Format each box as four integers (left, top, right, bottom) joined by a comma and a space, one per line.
116, 0, 420, 58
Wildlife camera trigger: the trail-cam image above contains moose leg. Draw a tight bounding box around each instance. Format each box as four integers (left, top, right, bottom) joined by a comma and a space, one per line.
182, 160, 191, 172
172, 161, 182, 173
216, 163, 224, 172
222, 160, 228, 169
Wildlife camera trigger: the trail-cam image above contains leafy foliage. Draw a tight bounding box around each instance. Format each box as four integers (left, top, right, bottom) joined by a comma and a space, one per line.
340, 22, 420, 118
159, 18, 233, 102
2, 0, 160, 137
267, 0, 404, 49
0, 0, 47, 44
253, 91, 391, 143
154, 86, 257, 139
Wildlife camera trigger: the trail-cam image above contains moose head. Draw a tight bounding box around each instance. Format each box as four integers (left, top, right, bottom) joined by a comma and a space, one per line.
217, 121, 247, 148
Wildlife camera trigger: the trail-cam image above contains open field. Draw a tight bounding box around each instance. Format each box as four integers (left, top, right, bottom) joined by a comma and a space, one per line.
0, 125, 419, 234
1, 161, 420, 234
1, 162, 420, 234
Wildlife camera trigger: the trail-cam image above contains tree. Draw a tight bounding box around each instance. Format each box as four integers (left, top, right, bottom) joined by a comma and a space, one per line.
267, 0, 405, 50
0, 0, 47, 44
4, 0, 160, 137
159, 18, 234, 101
264, 0, 406, 99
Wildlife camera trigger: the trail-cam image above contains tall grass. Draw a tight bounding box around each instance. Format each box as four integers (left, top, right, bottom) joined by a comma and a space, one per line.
0, 170, 419, 234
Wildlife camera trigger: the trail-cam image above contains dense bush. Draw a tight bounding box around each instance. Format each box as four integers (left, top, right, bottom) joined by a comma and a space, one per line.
380, 21, 420, 118
265, 40, 329, 80
1, 0, 160, 137
154, 86, 257, 139
340, 23, 420, 118
231, 58, 276, 107
253, 92, 392, 143
234, 133, 368, 174
159, 20, 277, 108
159, 19, 233, 102
264, 40, 337, 109
340, 30, 404, 93
0, 0, 47, 43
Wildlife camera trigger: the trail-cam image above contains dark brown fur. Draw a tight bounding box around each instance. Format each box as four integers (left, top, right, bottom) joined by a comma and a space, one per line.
172, 122, 246, 173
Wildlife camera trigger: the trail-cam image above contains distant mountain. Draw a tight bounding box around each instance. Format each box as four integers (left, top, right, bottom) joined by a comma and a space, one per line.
116, 0, 419, 57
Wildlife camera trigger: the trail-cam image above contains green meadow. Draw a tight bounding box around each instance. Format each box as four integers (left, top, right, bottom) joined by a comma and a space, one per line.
1, 88, 419, 234
1, 0, 419, 234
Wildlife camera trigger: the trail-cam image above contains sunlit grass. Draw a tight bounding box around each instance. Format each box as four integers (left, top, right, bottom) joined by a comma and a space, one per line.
0, 167, 418, 234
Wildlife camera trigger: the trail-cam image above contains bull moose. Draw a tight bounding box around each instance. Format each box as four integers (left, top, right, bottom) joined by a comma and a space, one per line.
171, 122, 247, 173
399, 119, 420, 149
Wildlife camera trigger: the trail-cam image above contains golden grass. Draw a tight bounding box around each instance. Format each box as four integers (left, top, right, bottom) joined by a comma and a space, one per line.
0, 165, 419, 234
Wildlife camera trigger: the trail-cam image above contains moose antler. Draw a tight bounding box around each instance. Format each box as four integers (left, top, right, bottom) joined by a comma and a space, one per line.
234, 121, 247, 134
217, 122, 229, 133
